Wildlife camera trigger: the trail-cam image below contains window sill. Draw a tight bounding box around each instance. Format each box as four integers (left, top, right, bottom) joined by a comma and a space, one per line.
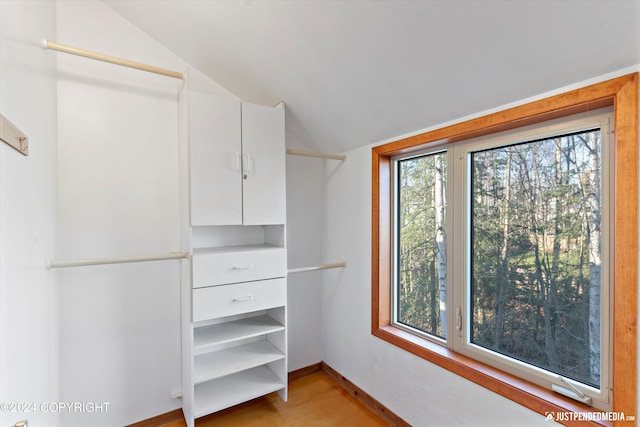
373, 324, 611, 427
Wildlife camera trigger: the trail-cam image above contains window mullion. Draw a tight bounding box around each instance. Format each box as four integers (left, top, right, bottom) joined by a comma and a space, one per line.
448, 144, 465, 352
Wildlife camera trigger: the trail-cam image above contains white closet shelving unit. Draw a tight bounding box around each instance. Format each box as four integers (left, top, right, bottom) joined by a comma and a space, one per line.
39, 43, 291, 427
180, 86, 288, 427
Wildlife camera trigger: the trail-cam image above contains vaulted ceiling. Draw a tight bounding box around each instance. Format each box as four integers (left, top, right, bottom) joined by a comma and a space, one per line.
102, 0, 640, 154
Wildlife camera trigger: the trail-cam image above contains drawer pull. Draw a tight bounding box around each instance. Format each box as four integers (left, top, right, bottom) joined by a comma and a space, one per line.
233, 295, 254, 302
232, 264, 254, 270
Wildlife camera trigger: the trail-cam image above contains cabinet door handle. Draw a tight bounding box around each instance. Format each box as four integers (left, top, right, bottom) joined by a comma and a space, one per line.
233, 295, 254, 302
232, 264, 254, 270
233, 152, 241, 173
242, 154, 254, 179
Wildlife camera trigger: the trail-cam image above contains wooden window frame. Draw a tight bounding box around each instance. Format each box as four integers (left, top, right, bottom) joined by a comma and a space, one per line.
372, 73, 638, 425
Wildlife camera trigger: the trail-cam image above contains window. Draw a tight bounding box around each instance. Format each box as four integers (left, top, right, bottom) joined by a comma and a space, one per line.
373, 73, 637, 421
395, 151, 447, 340
393, 111, 612, 409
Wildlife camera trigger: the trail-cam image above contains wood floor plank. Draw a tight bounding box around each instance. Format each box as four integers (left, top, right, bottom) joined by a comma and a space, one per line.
195, 371, 391, 426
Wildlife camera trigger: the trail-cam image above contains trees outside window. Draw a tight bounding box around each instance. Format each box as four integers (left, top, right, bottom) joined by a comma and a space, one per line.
468, 129, 603, 389
388, 107, 618, 413
396, 152, 447, 339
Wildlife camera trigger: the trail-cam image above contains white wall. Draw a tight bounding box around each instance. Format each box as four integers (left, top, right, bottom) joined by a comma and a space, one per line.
54, 1, 231, 426
0, 1, 60, 427
322, 67, 640, 427
285, 151, 325, 371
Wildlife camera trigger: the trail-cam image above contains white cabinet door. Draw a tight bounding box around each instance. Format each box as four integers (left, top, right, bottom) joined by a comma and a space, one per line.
241, 103, 286, 225
190, 92, 242, 225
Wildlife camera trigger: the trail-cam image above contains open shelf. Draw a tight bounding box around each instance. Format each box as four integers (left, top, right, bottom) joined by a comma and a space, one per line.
194, 315, 284, 352
193, 339, 284, 384
191, 224, 285, 251
193, 365, 285, 418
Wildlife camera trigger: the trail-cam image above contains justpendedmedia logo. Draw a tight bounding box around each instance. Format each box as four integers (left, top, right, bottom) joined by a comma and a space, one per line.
545, 411, 635, 422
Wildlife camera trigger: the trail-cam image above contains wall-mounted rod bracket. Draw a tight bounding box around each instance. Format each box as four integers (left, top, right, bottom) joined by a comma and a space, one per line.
0, 113, 28, 156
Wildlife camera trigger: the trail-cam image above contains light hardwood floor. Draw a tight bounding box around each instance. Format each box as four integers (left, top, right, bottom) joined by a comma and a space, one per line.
166, 371, 390, 427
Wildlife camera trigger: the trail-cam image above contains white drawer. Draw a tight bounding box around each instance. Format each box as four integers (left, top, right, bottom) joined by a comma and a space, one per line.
192, 248, 286, 288
193, 278, 286, 322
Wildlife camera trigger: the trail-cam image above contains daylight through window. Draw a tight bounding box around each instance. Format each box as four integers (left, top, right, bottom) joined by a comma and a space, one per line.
469, 128, 603, 389
391, 110, 612, 410
396, 152, 447, 339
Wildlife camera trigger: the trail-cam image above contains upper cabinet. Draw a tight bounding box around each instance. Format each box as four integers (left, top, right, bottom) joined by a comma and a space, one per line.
189, 92, 286, 226
189, 92, 242, 225
240, 102, 286, 225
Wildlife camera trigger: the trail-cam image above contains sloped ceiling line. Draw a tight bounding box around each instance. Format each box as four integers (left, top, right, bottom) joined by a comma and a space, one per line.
103, 0, 640, 154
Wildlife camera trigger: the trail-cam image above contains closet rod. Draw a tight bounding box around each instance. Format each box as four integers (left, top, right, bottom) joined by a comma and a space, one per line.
286, 149, 346, 161
43, 40, 185, 80
288, 262, 346, 274
46, 252, 190, 269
